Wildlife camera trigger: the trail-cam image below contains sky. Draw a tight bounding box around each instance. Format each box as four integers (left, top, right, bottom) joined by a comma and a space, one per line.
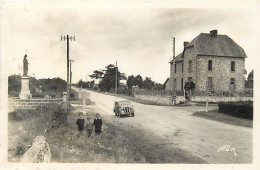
1, 1, 259, 84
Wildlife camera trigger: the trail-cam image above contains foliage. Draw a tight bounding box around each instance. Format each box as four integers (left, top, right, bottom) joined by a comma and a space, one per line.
8, 75, 67, 97
127, 75, 143, 89
218, 101, 253, 120
8, 105, 146, 163
37, 78, 66, 97
245, 70, 253, 88
8, 74, 21, 93
143, 77, 154, 90
8, 103, 69, 161
127, 75, 163, 90
99, 64, 126, 92
89, 70, 104, 79
77, 80, 93, 88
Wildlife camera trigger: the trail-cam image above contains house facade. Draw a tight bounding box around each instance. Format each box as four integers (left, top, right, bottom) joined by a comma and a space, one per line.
170, 30, 246, 95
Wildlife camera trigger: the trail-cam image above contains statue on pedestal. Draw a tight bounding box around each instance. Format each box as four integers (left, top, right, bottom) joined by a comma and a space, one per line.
23, 54, 29, 76
20, 54, 32, 99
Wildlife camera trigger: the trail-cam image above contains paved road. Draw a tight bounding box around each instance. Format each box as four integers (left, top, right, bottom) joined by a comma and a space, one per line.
75, 88, 252, 163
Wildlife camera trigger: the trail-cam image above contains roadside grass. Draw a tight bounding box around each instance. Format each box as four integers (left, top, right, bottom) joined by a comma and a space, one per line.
8, 104, 146, 163
193, 109, 253, 128
48, 107, 146, 163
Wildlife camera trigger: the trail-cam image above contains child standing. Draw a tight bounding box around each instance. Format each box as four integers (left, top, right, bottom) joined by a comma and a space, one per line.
93, 113, 102, 138
85, 117, 93, 138
76, 113, 85, 137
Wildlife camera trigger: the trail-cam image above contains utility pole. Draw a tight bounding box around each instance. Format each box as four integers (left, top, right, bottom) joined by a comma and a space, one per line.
172, 37, 175, 59
69, 59, 74, 91
115, 61, 118, 94
61, 35, 75, 113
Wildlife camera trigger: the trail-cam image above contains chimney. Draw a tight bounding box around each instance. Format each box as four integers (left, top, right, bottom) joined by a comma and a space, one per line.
210, 29, 218, 37
183, 41, 189, 47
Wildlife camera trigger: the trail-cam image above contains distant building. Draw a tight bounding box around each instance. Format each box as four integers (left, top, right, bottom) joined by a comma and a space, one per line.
170, 30, 246, 95
93, 78, 101, 89
119, 80, 127, 89
163, 78, 171, 90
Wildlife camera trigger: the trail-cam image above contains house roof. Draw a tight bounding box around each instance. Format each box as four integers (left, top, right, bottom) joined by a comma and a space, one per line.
169, 53, 183, 63
174, 53, 183, 62
186, 33, 247, 58
163, 78, 169, 86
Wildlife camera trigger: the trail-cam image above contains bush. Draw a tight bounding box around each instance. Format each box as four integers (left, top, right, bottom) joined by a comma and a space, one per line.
218, 101, 253, 120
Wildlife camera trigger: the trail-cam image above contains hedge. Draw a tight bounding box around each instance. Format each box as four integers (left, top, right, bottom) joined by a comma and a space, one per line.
218, 101, 253, 120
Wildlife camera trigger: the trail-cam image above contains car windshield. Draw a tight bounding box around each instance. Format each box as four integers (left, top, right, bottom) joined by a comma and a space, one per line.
118, 101, 130, 106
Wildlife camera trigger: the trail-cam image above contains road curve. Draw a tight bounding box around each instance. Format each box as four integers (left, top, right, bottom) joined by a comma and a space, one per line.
74, 87, 252, 163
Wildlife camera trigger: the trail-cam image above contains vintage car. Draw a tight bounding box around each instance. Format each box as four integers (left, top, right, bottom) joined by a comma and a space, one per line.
113, 100, 134, 117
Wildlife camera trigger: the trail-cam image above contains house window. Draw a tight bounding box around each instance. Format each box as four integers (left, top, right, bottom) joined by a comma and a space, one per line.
231, 61, 235, 72
174, 79, 177, 89
182, 62, 184, 72
230, 78, 235, 91
207, 77, 213, 91
188, 60, 193, 73
188, 77, 193, 83
174, 63, 177, 73
208, 60, 212, 71
181, 78, 183, 90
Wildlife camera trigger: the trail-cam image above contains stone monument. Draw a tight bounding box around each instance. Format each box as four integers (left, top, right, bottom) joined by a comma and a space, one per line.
19, 54, 32, 99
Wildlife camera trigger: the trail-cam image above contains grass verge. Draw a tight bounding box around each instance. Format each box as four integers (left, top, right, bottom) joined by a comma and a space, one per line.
193, 109, 253, 128
8, 103, 146, 163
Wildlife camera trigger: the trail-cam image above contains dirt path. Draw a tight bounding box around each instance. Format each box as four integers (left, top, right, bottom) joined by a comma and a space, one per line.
74, 87, 252, 163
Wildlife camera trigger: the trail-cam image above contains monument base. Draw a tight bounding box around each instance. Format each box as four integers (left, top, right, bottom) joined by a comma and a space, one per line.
19, 91, 32, 99
19, 76, 32, 99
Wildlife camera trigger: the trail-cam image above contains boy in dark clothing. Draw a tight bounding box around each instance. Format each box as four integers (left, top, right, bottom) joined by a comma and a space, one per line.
76, 113, 85, 137
93, 113, 102, 137
85, 117, 93, 138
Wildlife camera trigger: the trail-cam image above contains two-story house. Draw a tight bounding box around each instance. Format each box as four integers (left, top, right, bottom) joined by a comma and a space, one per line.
169, 30, 246, 95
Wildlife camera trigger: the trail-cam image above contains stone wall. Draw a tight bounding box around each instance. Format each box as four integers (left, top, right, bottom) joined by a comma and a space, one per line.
8, 98, 62, 112
170, 47, 197, 91
196, 56, 245, 93
170, 47, 245, 94
135, 94, 173, 105
135, 93, 252, 105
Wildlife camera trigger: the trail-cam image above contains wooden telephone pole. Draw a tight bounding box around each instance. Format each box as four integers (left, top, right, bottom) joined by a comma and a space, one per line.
69, 59, 74, 91
61, 35, 75, 113
115, 61, 118, 94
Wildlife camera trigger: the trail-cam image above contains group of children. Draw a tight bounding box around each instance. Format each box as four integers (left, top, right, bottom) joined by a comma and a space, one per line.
76, 113, 103, 138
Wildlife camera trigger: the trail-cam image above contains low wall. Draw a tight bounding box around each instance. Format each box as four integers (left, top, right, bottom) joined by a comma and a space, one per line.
135, 94, 172, 105
8, 98, 62, 112
135, 94, 253, 105
191, 96, 253, 103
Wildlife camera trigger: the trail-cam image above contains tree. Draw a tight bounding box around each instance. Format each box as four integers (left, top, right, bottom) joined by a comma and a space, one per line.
135, 75, 143, 88
89, 70, 104, 79
127, 75, 135, 89
77, 79, 92, 88
245, 70, 253, 88
143, 77, 154, 90
99, 64, 125, 92
127, 74, 144, 89
8, 74, 21, 92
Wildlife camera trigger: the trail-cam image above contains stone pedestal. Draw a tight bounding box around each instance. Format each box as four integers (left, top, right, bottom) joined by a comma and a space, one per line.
62, 92, 67, 102
19, 76, 32, 99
